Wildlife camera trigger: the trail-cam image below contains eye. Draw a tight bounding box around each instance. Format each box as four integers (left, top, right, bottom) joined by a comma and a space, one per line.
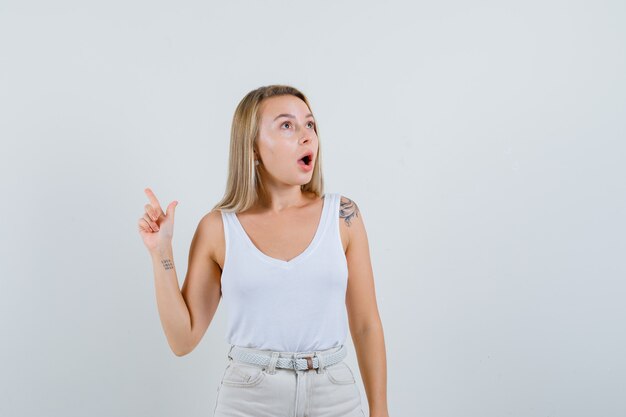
280, 121, 316, 129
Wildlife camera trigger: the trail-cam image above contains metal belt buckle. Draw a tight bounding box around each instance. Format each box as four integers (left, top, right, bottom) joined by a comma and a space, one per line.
293, 353, 316, 372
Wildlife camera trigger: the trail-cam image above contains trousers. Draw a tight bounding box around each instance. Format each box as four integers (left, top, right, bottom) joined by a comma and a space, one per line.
212, 344, 366, 417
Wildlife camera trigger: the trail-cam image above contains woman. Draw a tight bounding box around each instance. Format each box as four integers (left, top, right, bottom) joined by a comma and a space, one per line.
138, 85, 389, 417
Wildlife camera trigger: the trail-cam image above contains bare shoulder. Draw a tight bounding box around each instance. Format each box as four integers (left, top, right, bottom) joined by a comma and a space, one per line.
196, 209, 225, 269
338, 195, 364, 252
339, 195, 361, 227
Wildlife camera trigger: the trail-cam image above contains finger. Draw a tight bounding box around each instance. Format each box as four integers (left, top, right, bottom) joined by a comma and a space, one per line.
145, 204, 159, 221
143, 213, 160, 232
138, 218, 153, 233
144, 188, 164, 217
165, 200, 178, 219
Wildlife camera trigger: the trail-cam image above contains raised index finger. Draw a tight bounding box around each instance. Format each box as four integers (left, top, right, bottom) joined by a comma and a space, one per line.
144, 187, 164, 217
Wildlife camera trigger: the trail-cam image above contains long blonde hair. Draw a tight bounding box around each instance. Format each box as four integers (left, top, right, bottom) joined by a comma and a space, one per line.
212, 85, 324, 213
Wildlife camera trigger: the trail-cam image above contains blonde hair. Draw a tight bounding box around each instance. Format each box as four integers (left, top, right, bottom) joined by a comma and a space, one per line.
212, 85, 324, 213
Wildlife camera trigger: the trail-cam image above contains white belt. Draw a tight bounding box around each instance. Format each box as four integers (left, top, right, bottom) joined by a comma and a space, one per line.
228, 344, 347, 371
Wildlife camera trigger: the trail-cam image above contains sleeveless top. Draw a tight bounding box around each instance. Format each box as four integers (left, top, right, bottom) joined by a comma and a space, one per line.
219, 192, 349, 352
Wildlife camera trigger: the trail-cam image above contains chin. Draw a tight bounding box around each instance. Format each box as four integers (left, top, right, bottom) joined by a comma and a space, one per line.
295, 177, 312, 186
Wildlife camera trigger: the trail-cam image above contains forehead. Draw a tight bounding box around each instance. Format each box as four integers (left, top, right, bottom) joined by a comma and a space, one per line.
259, 95, 312, 121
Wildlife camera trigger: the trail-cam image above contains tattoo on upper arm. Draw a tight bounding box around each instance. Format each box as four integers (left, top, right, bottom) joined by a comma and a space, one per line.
161, 258, 175, 270
339, 196, 360, 227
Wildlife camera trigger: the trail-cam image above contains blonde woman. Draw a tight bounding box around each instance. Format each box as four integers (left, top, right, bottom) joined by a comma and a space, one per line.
138, 85, 389, 417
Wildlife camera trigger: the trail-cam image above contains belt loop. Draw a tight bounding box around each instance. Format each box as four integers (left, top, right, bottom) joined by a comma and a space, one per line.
315, 350, 326, 374
267, 351, 280, 374
227, 344, 235, 360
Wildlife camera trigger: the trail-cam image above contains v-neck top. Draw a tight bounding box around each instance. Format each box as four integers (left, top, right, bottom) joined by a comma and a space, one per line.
219, 192, 349, 352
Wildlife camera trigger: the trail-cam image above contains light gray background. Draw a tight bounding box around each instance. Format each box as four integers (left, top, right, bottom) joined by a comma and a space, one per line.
1, 1, 624, 416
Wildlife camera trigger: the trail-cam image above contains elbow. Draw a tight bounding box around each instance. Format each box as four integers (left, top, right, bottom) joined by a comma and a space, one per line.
352, 318, 383, 339
170, 340, 192, 357
173, 349, 187, 357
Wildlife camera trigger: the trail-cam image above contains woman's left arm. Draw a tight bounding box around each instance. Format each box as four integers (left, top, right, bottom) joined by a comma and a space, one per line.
341, 196, 389, 417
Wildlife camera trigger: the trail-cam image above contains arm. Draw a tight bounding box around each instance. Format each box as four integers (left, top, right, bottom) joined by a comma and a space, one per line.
342, 196, 390, 417
151, 210, 223, 356
150, 244, 192, 356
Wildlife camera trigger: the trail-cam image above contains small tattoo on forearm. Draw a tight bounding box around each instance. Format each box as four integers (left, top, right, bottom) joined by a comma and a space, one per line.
340, 196, 360, 227
161, 258, 175, 270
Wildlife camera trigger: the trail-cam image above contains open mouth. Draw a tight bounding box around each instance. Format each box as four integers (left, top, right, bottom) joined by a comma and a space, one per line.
299, 154, 312, 166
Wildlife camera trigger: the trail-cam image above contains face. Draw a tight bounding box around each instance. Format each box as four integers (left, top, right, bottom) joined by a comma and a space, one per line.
255, 95, 319, 187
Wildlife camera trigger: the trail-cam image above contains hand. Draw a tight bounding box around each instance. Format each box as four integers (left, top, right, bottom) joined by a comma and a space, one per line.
138, 187, 178, 253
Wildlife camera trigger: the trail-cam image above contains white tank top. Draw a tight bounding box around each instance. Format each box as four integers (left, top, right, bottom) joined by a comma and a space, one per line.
219, 192, 349, 352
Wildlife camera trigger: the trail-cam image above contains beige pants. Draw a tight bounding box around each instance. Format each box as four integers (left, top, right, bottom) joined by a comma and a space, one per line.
213, 344, 366, 417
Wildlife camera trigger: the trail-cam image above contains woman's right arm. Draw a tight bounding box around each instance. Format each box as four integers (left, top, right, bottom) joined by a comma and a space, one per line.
140, 188, 223, 356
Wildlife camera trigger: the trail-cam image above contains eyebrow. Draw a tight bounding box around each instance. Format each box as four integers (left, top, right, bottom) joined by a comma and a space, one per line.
273, 113, 315, 121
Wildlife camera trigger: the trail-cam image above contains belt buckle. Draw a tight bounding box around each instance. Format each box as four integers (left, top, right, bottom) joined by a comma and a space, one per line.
294, 353, 317, 372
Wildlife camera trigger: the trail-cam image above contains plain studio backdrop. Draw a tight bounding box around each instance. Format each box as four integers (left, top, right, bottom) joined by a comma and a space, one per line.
1, 1, 624, 416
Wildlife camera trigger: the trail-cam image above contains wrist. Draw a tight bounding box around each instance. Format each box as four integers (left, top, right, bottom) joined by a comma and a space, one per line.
150, 245, 173, 259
